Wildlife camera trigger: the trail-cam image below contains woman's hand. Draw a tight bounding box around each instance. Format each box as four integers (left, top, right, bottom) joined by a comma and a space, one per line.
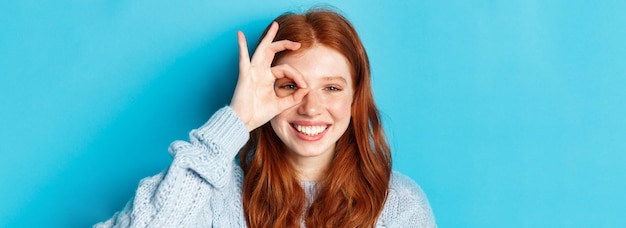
230, 22, 309, 132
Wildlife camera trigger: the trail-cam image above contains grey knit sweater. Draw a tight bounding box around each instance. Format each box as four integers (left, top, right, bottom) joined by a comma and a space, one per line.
94, 107, 436, 227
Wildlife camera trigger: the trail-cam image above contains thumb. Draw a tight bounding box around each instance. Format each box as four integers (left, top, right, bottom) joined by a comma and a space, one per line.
276, 87, 309, 111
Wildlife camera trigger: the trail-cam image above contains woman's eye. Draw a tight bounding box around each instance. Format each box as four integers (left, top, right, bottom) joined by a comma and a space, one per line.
325, 86, 342, 91
275, 82, 298, 97
280, 84, 298, 90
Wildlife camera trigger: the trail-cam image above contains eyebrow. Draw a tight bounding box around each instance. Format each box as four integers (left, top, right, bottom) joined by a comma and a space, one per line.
322, 76, 347, 83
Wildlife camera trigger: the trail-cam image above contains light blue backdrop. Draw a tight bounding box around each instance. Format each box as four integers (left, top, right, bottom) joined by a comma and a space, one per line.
1, 0, 625, 227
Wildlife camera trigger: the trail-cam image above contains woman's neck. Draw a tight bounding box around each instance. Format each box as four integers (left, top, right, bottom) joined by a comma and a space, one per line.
286, 151, 334, 182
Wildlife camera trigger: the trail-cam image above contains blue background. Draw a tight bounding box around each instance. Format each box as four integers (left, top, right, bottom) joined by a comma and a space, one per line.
1, 0, 625, 227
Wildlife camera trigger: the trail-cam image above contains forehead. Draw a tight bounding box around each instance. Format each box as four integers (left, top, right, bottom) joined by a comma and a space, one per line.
275, 45, 352, 85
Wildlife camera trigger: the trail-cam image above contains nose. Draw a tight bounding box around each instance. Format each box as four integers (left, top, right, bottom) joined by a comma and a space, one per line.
297, 91, 323, 117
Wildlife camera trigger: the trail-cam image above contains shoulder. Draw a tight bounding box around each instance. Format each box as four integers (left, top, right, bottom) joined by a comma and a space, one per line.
389, 171, 426, 197
388, 171, 432, 210
378, 171, 437, 227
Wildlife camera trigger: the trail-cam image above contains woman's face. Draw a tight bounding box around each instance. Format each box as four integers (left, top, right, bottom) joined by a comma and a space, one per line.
270, 44, 353, 163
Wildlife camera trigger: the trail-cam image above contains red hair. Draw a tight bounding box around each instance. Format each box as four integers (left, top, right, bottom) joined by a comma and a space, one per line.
239, 9, 392, 227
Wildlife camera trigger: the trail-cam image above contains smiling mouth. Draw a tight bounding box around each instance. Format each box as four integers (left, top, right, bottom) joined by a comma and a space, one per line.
292, 124, 329, 136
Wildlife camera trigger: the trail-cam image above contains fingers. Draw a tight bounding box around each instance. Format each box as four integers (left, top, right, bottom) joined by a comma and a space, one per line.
258, 21, 279, 47
277, 86, 309, 111
268, 40, 301, 53
271, 64, 308, 89
272, 64, 309, 111
237, 31, 250, 70
266, 40, 300, 63
252, 21, 300, 66
252, 40, 300, 67
291, 86, 309, 104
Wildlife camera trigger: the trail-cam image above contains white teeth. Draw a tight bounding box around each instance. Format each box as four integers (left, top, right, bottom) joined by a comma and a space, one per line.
294, 124, 327, 136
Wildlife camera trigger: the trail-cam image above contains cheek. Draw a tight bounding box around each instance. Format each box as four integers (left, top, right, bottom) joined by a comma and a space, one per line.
270, 106, 299, 132
270, 110, 289, 128
269, 114, 289, 143
328, 95, 353, 121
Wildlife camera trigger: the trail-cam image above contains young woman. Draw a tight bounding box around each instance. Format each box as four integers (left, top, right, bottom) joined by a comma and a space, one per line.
95, 9, 436, 228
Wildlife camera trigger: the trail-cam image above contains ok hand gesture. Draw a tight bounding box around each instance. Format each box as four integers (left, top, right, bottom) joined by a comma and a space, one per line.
230, 22, 309, 132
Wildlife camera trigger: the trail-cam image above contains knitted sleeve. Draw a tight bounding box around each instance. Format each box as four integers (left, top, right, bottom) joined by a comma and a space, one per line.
93, 106, 249, 228
378, 172, 437, 228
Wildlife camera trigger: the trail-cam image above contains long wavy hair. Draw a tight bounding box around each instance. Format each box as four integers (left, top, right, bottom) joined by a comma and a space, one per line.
239, 9, 392, 228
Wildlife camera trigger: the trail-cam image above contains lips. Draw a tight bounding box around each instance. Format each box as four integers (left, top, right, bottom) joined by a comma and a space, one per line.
293, 124, 328, 136
290, 121, 331, 141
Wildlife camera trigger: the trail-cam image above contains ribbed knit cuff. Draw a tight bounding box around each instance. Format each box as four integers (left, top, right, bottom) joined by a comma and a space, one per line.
194, 106, 249, 157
